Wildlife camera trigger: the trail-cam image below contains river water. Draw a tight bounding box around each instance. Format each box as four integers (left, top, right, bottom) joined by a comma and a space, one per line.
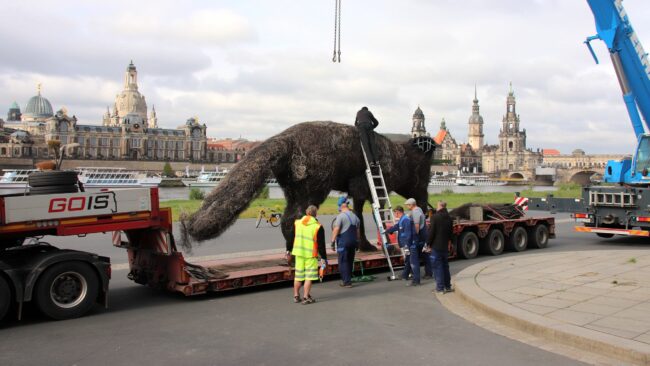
0, 185, 558, 201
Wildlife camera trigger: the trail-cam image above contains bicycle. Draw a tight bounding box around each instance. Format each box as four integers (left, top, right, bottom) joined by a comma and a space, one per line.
255, 208, 282, 228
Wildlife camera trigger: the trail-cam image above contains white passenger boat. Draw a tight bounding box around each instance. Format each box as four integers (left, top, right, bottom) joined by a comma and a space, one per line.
76, 167, 161, 188
184, 170, 279, 188
429, 172, 506, 187
0, 169, 37, 189
185, 171, 229, 188
429, 175, 457, 186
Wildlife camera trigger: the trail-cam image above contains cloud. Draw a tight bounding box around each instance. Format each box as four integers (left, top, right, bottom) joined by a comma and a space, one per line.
108, 9, 257, 46
0, 0, 648, 156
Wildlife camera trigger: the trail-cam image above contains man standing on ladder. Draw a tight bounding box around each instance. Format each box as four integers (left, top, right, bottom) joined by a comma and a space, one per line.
355, 106, 379, 165
331, 200, 360, 288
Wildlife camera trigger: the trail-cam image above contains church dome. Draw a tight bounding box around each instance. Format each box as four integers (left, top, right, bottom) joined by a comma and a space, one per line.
413, 106, 424, 119
24, 93, 53, 119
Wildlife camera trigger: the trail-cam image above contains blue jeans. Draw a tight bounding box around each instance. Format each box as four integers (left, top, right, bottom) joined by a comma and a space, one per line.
402, 246, 421, 284
431, 249, 451, 291
338, 246, 356, 285
420, 243, 433, 276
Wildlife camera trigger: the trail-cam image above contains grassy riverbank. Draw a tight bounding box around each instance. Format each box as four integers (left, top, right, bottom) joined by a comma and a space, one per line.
161, 183, 582, 222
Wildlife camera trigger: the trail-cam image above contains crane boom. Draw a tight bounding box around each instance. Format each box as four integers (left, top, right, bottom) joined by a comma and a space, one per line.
586, 0, 650, 138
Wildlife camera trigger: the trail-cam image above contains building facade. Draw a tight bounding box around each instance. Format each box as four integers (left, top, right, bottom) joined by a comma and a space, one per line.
2, 62, 208, 162
542, 149, 627, 170
481, 85, 542, 174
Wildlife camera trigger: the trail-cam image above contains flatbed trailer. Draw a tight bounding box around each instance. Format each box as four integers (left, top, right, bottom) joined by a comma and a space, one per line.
0, 187, 554, 321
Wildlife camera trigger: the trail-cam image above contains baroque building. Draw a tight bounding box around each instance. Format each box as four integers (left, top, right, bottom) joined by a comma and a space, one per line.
481, 84, 542, 174
1, 62, 208, 161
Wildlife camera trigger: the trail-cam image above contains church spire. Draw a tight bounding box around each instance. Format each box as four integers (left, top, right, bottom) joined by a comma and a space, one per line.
468, 86, 484, 151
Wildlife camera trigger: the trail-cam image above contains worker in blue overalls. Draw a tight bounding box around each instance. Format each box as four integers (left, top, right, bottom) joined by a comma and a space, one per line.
386, 205, 419, 286
331, 200, 360, 288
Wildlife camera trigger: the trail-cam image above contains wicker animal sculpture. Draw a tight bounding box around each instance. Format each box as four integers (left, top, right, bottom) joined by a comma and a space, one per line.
181, 121, 435, 251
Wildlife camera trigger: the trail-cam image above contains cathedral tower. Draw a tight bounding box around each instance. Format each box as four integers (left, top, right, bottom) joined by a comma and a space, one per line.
411, 106, 427, 137
467, 85, 484, 151
499, 83, 526, 153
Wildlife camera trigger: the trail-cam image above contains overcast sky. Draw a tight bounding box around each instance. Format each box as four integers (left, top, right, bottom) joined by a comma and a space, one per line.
1, 0, 649, 154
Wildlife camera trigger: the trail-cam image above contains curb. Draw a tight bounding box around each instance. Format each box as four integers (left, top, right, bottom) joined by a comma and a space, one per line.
451, 255, 650, 365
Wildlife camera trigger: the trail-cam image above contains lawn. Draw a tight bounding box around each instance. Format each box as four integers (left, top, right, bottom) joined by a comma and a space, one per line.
161, 183, 582, 222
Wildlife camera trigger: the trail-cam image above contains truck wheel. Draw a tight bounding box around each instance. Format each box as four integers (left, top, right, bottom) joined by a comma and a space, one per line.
481, 229, 505, 256
28, 171, 78, 187
596, 233, 614, 238
34, 262, 99, 320
506, 226, 528, 252
458, 231, 479, 259
29, 185, 79, 195
528, 224, 549, 249
0, 276, 11, 321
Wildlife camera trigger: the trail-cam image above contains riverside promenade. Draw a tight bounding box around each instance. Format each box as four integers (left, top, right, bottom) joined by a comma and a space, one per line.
443, 250, 650, 365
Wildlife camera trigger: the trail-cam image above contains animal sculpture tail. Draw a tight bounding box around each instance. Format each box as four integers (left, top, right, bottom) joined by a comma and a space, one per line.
180, 135, 291, 249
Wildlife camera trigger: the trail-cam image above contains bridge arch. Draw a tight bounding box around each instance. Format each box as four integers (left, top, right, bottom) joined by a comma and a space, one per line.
509, 172, 524, 179
569, 170, 597, 185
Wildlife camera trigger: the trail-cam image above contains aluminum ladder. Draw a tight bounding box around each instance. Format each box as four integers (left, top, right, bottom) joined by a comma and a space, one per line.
360, 144, 402, 280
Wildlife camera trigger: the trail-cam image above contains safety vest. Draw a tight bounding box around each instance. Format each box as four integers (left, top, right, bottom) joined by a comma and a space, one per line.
292, 215, 322, 258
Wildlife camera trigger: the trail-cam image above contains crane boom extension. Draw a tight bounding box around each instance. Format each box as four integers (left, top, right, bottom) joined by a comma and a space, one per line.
585, 0, 650, 185
586, 0, 650, 137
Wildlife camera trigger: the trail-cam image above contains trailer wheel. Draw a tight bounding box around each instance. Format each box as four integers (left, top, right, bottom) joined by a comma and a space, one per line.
596, 233, 614, 238
506, 226, 528, 252
34, 262, 99, 320
481, 229, 505, 256
458, 231, 479, 259
0, 276, 11, 321
28, 171, 78, 187
528, 224, 549, 249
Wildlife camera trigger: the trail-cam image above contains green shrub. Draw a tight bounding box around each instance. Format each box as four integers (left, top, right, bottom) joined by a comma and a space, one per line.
189, 188, 205, 200
162, 162, 175, 178
441, 188, 454, 195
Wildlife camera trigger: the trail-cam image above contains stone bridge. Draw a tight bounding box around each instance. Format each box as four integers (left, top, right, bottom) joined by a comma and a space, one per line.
551, 167, 600, 185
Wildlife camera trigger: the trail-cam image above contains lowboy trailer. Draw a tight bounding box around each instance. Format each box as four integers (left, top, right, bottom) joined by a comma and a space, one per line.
0, 187, 554, 321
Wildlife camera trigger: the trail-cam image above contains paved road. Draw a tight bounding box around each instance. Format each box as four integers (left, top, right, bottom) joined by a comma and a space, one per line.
3, 211, 645, 366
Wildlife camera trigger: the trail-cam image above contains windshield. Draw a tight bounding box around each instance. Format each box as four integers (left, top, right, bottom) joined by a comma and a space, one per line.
636, 136, 650, 174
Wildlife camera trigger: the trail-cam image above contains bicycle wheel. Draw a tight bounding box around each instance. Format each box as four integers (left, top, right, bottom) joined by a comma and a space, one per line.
270, 213, 282, 227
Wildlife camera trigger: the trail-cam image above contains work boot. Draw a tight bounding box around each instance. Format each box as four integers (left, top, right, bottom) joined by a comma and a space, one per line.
423, 275, 433, 280
444, 287, 455, 294
405, 282, 419, 287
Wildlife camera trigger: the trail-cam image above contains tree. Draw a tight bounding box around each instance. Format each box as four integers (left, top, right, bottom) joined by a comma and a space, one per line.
162, 161, 175, 177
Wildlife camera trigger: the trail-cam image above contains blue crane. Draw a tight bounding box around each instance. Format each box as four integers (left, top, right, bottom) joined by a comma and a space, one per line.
586, 0, 650, 184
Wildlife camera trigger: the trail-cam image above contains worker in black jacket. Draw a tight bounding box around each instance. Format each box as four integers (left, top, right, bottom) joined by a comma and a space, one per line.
426, 201, 454, 294
355, 106, 379, 165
